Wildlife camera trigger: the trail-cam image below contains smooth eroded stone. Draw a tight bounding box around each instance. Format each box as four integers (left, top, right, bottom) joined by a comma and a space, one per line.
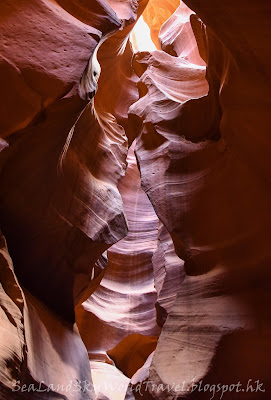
0, 232, 94, 399
76, 145, 161, 374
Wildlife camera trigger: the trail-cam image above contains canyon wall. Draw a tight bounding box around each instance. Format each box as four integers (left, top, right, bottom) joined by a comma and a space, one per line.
0, 0, 270, 399
129, 0, 271, 398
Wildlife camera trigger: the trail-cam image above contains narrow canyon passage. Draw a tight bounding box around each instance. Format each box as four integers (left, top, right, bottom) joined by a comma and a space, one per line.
0, 1, 271, 400
76, 143, 184, 399
76, 144, 162, 398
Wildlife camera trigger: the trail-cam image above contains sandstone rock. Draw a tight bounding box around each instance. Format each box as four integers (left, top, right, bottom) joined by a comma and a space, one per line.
90, 360, 130, 400
94, 0, 150, 143
159, 1, 205, 65
0, 0, 131, 320
148, 266, 271, 399
0, 231, 94, 400
152, 224, 185, 327
1, 0, 271, 398
108, 333, 158, 378
76, 144, 160, 370
129, 0, 271, 397
142, 0, 180, 48
0, 232, 24, 394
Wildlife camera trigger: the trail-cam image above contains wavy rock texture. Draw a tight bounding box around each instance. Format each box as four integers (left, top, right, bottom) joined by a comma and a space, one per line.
0, 0, 149, 398
0, 0, 132, 321
94, 0, 150, 143
75, 145, 184, 399
142, 0, 180, 48
152, 224, 185, 327
0, 232, 94, 400
1, 0, 271, 399
0, 233, 24, 395
128, 0, 271, 398
148, 267, 271, 400
159, 1, 205, 64
76, 144, 184, 399
76, 144, 160, 398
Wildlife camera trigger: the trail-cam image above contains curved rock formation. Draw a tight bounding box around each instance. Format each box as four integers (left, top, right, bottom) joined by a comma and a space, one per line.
127, 0, 271, 398
159, 1, 205, 64
76, 144, 161, 397
75, 143, 184, 399
1, 0, 271, 399
0, 0, 151, 397
0, 0, 133, 321
152, 224, 185, 327
142, 0, 180, 49
0, 231, 94, 399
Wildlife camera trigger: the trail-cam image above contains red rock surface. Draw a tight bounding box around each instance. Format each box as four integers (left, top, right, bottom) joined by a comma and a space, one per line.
75, 142, 184, 398
0, 231, 94, 399
142, 0, 180, 48
76, 144, 160, 397
152, 224, 185, 327
1, 0, 271, 399
0, 0, 132, 321
159, 2, 205, 64
0, 0, 150, 397
127, 0, 271, 398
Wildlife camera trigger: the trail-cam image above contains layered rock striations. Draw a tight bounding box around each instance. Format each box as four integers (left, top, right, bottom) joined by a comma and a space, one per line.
0, 231, 94, 399
0, 0, 151, 397
0, 0, 271, 399
0, 0, 147, 320
76, 144, 160, 398
142, 0, 180, 49
128, 0, 271, 398
76, 143, 184, 398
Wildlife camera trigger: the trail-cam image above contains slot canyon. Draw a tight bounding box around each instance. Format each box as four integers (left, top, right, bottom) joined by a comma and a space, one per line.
0, 0, 271, 399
